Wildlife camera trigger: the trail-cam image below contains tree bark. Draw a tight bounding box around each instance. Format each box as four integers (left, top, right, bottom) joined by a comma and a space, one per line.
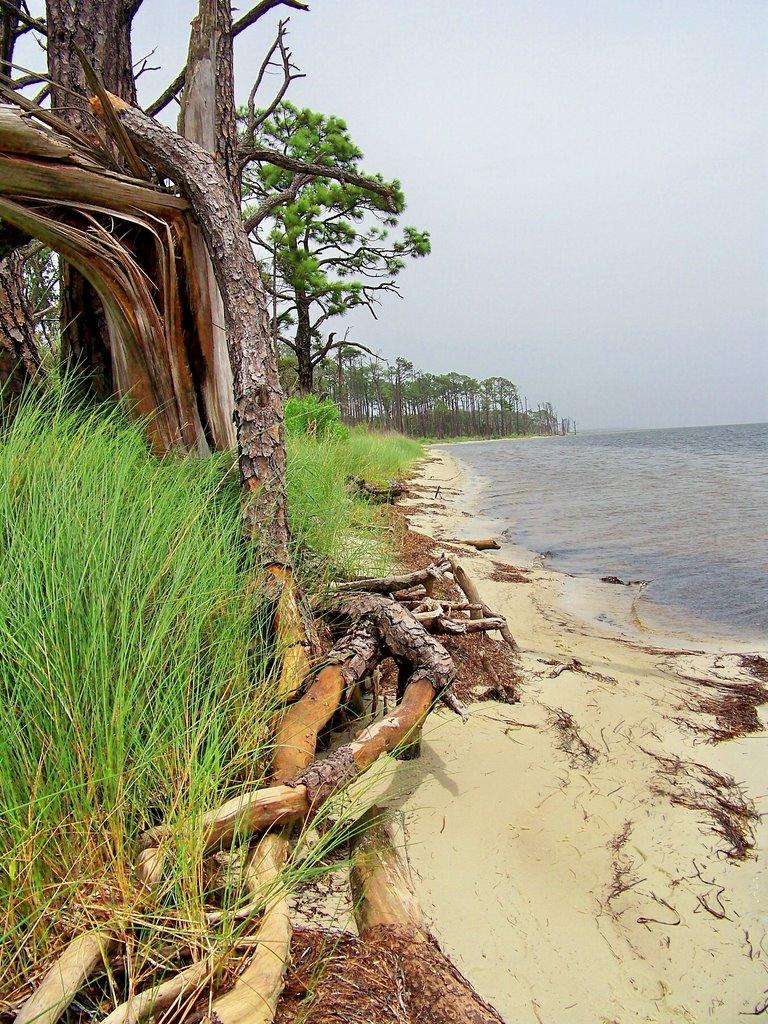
294, 294, 314, 394
96, 95, 289, 558
0, 248, 40, 417
177, 0, 238, 449
46, 0, 137, 398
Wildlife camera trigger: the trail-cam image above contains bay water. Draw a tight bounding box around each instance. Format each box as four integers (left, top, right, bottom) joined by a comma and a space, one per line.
442, 423, 768, 645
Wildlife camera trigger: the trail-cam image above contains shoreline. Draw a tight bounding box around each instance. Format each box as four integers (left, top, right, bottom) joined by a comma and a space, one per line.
430, 442, 766, 654
385, 446, 768, 1023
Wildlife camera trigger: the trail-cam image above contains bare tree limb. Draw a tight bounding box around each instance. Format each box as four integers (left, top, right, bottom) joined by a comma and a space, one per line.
232, 0, 309, 36
244, 18, 304, 144
312, 338, 382, 367
243, 170, 311, 232
0, 0, 45, 37
145, 0, 308, 117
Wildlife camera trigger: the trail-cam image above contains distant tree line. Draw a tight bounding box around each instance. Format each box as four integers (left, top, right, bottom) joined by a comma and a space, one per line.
278, 349, 573, 438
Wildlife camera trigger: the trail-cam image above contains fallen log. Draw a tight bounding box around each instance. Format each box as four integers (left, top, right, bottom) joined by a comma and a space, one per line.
349, 475, 407, 503
458, 538, 500, 551
448, 556, 518, 652
14, 930, 117, 1024
331, 560, 451, 595
350, 809, 505, 1024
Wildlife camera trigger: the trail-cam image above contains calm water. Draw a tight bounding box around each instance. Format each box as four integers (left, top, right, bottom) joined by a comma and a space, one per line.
447, 423, 768, 643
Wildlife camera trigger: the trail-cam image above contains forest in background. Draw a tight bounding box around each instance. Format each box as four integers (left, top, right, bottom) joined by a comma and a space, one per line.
312, 354, 572, 438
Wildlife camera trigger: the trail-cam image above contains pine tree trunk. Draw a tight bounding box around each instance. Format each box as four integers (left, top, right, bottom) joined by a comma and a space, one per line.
102, 96, 290, 559
177, 0, 238, 448
47, 0, 137, 399
0, 250, 40, 417
294, 296, 314, 394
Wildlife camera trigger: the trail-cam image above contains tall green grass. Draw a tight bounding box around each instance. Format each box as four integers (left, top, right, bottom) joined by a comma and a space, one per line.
0, 397, 420, 998
287, 428, 422, 581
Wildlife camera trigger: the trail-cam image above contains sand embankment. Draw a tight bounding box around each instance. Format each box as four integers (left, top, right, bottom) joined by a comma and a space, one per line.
382, 447, 768, 1023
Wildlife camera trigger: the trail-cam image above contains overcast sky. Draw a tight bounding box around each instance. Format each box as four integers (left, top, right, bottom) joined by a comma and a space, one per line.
28, 1, 768, 429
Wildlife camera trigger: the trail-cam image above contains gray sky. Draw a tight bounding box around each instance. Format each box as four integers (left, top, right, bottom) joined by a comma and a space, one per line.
30, 1, 768, 429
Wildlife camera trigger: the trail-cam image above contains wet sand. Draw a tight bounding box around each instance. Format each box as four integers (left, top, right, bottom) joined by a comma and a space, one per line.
383, 448, 768, 1023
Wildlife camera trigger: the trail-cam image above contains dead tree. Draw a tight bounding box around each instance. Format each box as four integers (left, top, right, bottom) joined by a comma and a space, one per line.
92, 92, 289, 553
45, 0, 139, 401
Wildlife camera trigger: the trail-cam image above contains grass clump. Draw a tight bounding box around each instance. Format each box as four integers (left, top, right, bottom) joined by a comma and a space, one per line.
0, 396, 420, 1001
0, 396, 276, 993
287, 428, 422, 581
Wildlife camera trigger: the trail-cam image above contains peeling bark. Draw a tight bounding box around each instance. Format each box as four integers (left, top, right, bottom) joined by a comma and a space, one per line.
179, 0, 239, 192
177, 0, 237, 448
94, 95, 289, 557
46, 0, 137, 398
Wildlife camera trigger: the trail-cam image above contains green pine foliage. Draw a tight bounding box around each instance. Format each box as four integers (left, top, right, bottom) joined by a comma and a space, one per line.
242, 102, 430, 386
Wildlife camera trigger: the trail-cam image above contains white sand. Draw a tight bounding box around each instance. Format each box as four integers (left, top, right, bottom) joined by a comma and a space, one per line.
383, 447, 768, 1023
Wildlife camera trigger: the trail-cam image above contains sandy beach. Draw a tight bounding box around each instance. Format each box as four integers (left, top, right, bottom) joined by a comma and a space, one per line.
379, 447, 768, 1023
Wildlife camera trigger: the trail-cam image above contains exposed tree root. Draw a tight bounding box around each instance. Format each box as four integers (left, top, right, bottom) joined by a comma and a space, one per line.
14, 930, 116, 1024
203, 599, 361, 1024
18, 556, 501, 1022
268, 565, 313, 705
100, 958, 215, 1024
207, 837, 293, 1024
349, 809, 505, 1023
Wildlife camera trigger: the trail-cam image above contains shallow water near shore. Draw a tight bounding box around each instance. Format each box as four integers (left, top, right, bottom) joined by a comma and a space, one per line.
439, 422, 768, 645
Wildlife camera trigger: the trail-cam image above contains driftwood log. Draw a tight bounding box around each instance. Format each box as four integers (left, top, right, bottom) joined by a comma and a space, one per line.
458, 538, 500, 551
349, 475, 407, 502
448, 556, 518, 651
331, 560, 451, 595
351, 809, 505, 1024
